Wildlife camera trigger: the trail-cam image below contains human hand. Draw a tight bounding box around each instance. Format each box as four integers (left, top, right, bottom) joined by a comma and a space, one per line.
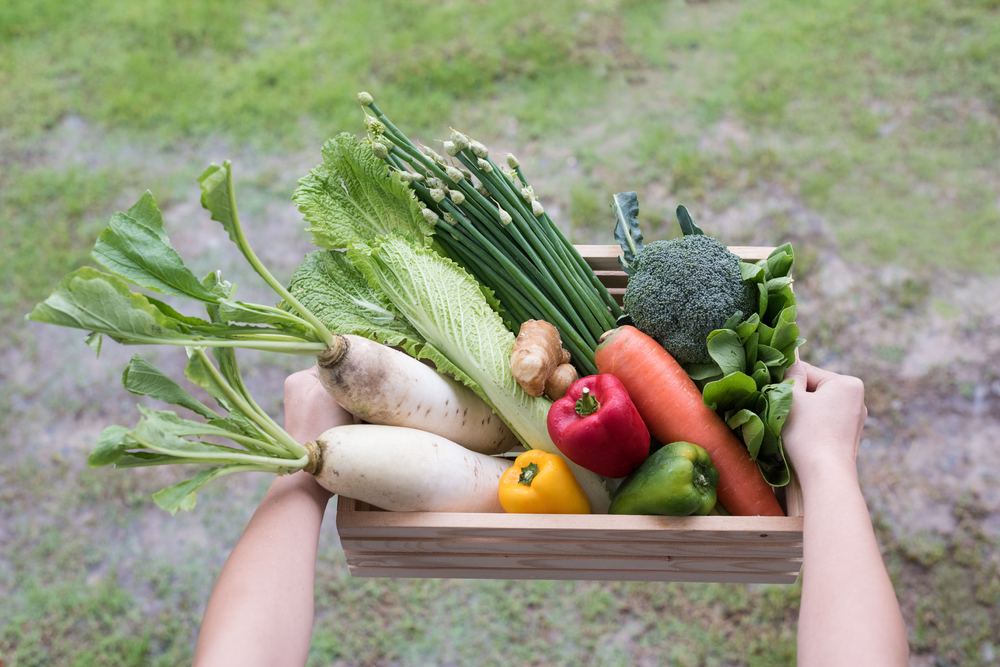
284, 365, 354, 444
781, 361, 867, 485
276, 366, 354, 500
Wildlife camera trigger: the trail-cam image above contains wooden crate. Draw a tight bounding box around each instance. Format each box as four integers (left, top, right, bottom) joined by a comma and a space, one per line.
336, 245, 804, 583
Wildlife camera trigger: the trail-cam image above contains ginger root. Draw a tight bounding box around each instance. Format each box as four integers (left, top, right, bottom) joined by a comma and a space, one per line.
543, 363, 578, 400
510, 320, 578, 399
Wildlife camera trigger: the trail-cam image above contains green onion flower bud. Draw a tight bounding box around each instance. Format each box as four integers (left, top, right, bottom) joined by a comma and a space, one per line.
449, 189, 465, 205
371, 142, 389, 159
497, 206, 512, 226
477, 185, 491, 198
506, 154, 520, 169
443, 140, 459, 157
411, 172, 425, 183
421, 146, 445, 164
358, 91, 374, 106
470, 141, 489, 158
450, 130, 470, 151
422, 208, 440, 224
397, 171, 414, 184
532, 200, 545, 217
443, 212, 459, 226
477, 158, 492, 173
445, 166, 465, 183
425, 177, 443, 189
364, 115, 385, 133
429, 188, 446, 202
461, 168, 473, 181
520, 187, 534, 203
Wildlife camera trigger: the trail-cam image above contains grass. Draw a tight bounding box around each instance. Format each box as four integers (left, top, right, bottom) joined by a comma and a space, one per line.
3, 460, 996, 666
3, 0, 1000, 664
3, 0, 999, 317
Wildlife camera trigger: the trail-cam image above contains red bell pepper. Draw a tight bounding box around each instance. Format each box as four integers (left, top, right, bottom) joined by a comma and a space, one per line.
546, 374, 650, 478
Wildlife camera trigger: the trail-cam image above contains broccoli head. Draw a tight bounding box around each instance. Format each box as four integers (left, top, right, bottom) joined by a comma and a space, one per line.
623, 235, 758, 365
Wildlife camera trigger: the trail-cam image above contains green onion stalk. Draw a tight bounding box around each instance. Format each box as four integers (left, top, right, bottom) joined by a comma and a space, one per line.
359, 93, 620, 375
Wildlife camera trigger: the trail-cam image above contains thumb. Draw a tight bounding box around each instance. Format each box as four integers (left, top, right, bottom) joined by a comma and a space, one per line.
784, 361, 808, 394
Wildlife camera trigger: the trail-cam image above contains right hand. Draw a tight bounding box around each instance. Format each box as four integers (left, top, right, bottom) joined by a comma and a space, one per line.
781, 361, 868, 484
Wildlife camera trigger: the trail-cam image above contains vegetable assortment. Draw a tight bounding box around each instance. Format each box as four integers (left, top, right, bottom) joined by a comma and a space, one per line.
27, 91, 805, 521
612, 196, 803, 487
595, 326, 784, 516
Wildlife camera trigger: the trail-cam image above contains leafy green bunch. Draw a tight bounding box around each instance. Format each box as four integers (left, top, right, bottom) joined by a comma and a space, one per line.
687, 242, 804, 486
611, 193, 803, 486
346, 92, 622, 375
91, 350, 311, 515
28, 166, 335, 356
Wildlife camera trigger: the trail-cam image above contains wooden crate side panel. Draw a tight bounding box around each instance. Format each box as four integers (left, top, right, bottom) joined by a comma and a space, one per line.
345, 551, 801, 574
339, 536, 801, 559
336, 509, 804, 544
576, 245, 776, 272
345, 566, 800, 584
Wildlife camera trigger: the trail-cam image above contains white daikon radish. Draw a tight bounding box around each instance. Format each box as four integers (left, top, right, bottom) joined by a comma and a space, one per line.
316, 334, 518, 455
305, 424, 512, 512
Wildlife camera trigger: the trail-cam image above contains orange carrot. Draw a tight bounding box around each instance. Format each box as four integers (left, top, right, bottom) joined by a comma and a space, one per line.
595, 326, 783, 517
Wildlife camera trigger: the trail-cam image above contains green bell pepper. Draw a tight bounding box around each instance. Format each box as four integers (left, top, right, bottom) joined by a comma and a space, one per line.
609, 441, 719, 516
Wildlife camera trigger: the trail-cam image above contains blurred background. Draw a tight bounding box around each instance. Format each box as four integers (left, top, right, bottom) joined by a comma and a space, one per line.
1, 0, 998, 664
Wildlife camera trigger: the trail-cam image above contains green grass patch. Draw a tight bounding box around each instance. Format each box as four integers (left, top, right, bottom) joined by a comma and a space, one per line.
0, 0, 636, 147
0, 166, 128, 314
618, 0, 1000, 272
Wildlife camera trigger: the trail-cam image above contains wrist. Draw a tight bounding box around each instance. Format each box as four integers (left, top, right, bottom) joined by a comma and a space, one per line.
268, 470, 334, 504
792, 451, 859, 491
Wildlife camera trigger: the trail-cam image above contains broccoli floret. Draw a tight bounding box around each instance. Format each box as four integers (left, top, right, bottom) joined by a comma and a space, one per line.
623, 235, 758, 365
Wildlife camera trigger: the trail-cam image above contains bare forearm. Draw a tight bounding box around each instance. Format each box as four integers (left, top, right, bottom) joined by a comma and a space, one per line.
194, 472, 333, 667
797, 464, 908, 667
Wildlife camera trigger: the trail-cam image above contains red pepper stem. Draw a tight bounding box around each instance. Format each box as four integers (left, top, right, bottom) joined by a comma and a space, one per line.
575, 387, 601, 417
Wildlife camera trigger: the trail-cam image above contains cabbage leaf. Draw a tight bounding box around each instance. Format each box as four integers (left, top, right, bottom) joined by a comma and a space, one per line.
348, 234, 612, 511
294, 133, 434, 250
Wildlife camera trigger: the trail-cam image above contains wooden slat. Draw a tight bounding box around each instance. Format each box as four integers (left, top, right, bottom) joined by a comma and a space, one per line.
340, 537, 801, 559
337, 511, 804, 543
344, 566, 800, 584
575, 244, 776, 272
593, 270, 629, 289
345, 552, 801, 574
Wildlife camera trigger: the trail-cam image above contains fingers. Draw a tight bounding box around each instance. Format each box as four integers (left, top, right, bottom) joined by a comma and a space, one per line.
785, 361, 808, 393
284, 366, 352, 443
788, 361, 852, 393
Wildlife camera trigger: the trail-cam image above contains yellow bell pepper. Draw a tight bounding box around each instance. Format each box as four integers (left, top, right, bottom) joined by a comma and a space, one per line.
498, 450, 591, 514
